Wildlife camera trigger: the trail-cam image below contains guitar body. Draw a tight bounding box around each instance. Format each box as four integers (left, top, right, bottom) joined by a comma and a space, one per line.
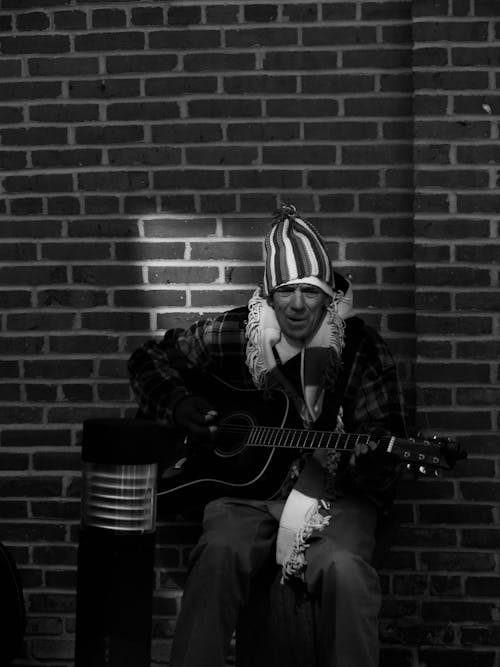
158, 374, 301, 509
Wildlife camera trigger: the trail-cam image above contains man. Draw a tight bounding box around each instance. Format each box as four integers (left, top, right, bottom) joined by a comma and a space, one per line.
128, 204, 407, 667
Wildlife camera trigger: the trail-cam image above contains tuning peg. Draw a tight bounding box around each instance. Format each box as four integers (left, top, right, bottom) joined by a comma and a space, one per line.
419, 466, 427, 475
434, 469, 441, 477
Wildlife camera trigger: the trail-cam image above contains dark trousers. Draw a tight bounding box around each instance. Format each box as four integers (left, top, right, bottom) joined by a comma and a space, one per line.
170, 495, 381, 667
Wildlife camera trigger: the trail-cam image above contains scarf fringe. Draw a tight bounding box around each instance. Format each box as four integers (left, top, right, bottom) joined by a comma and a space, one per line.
325, 299, 346, 354
280, 503, 331, 582
245, 289, 272, 389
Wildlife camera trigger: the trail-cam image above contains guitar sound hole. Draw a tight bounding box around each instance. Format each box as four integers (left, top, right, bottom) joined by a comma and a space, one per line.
214, 412, 254, 458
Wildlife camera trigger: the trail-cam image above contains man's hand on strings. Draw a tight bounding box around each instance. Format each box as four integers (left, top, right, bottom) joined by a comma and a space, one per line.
313, 440, 379, 468
349, 440, 378, 469
349, 436, 401, 494
173, 395, 218, 446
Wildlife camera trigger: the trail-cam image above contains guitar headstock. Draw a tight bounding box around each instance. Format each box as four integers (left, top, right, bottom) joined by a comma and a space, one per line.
383, 435, 467, 474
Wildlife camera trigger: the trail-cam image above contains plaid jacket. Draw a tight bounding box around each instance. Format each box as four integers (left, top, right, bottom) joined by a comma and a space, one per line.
128, 307, 407, 508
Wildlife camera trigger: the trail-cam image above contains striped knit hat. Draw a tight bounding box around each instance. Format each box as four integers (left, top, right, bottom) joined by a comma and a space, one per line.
263, 204, 334, 298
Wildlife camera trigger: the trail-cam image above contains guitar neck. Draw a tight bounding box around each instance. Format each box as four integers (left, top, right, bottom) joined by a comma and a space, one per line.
240, 425, 374, 452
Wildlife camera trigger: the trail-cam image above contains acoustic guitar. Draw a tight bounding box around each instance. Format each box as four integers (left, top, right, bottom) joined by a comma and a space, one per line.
157, 373, 466, 507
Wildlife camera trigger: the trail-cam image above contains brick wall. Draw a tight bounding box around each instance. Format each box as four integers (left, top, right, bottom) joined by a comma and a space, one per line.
0, 1, 498, 665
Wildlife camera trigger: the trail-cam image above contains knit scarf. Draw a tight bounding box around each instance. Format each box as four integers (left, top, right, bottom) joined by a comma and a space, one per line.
245, 288, 350, 580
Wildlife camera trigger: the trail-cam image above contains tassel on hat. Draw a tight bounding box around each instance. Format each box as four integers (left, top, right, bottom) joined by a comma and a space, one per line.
263, 203, 334, 298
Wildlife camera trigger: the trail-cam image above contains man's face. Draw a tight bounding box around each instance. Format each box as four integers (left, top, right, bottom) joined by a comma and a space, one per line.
270, 283, 330, 344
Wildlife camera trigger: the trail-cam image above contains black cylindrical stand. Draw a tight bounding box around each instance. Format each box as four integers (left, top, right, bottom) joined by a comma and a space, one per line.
74, 418, 165, 667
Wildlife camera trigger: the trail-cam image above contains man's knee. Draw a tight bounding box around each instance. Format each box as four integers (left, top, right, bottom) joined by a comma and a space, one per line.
330, 549, 368, 575
202, 497, 250, 535
308, 549, 379, 596
195, 531, 239, 566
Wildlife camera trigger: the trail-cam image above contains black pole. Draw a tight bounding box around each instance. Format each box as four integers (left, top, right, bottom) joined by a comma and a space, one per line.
74, 418, 164, 667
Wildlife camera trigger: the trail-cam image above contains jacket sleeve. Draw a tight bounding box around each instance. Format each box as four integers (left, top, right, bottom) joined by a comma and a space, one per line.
127, 318, 215, 427
340, 326, 407, 509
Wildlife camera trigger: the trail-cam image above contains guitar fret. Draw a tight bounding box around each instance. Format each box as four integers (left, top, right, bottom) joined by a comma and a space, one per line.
344, 433, 355, 450
325, 432, 333, 449
346, 433, 357, 450
280, 429, 289, 447
335, 433, 345, 449
318, 431, 327, 450
252, 426, 265, 445
290, 429, 302, 449
295, 430, 305, 448
312, 431, 324, 449
344, 434, 358, 448
303, 431, 309, 449
283, 429, 293, 448
327, 431, 338, 450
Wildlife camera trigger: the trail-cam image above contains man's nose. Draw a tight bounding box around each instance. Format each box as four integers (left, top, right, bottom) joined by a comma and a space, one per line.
290, 287, 305, 309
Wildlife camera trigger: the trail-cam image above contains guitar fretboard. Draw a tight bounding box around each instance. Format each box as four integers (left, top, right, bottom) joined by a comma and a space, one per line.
220, 425, 372, 451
